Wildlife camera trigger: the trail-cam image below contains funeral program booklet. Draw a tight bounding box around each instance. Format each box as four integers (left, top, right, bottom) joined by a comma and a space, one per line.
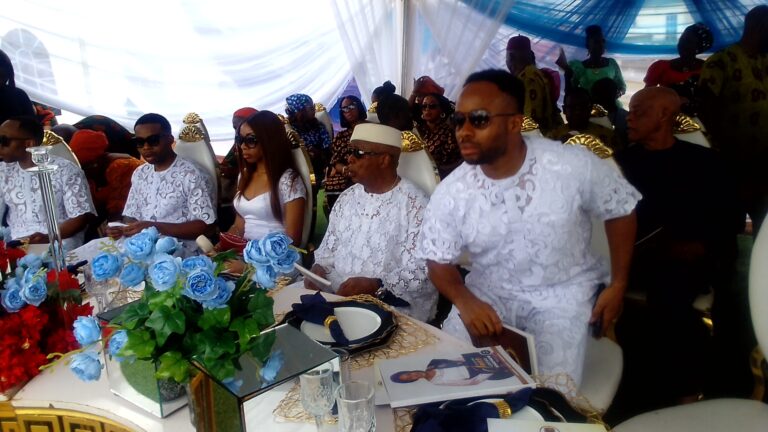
378, 346, 534, 408
470, 324, 538, 376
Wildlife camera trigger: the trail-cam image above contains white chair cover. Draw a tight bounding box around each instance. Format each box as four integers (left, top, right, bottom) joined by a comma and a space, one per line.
674, 116, 711, 148
48, 142, 81, 168
291, 145, 315, 249
174, 114, 219, 205
314, 106, 334, 140
397, 131, 439, 196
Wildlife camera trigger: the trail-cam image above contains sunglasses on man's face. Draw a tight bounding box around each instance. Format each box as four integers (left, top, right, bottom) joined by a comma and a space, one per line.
0, 135, 30, 147
421, 103, 439, 111
351, 148, 381, 158
132, 133, 169, 148
453, 109, 518, 130
235, 134, 259, 149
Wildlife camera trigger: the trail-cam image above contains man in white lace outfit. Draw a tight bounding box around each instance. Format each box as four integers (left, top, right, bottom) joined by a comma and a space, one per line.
0, 116, 95, 250
417, 70, 640, 385
107, 113, 216, 250
306, 123, 437, 322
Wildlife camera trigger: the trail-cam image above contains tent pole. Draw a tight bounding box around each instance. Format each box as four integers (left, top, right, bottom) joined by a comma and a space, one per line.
400, 0, 410, 97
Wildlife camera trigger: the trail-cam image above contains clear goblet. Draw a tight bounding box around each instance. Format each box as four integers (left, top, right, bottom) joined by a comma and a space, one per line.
300, 362, 335, 431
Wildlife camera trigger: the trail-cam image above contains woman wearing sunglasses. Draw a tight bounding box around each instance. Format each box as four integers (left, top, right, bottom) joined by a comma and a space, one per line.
324, 95, 367, 211
416, 93, 463, 179
226, 111, 306, 247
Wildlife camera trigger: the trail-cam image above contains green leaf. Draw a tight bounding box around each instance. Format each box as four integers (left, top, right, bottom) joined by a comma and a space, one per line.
201, 357, 236, 382
145, 305, 186, 346
120, 329, 156, 359
115, 302, 151, 330
198, 306, 231, 330
229, 316, 260, 347
147, 289, 175, 311
155, 351, 191, 383
247, 289, 274, 313
252, 307, 275, 330
197, 330, 236, 365
248, 331, 277, 362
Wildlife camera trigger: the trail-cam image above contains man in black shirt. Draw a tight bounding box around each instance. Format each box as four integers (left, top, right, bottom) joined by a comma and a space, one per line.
616, 87, 739, 404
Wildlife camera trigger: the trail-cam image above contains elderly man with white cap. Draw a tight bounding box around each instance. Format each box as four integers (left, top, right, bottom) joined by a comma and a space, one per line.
306, 123, 437, 322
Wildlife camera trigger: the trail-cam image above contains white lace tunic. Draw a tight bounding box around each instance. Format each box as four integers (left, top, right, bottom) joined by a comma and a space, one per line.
0, 155, 95, 250
123, 156, 216, 225
233, 169, 306, 241
314, 179, 438, 322
417, 137, 641, 384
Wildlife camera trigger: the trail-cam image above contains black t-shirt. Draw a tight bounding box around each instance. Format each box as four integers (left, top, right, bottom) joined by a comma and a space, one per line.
615, 139, 739, 246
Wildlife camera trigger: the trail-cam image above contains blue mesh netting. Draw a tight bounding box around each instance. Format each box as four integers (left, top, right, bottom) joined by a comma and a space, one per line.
470, 0, 763, 55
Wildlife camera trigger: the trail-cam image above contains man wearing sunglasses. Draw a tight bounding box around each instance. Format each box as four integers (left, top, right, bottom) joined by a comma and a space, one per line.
417, 69, 640, 386
0, 116, 95, 250
108, 113, 216, 252
306, 123, 438, 322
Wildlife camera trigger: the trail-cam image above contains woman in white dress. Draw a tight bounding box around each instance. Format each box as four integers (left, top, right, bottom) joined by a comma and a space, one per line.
226, 110, 307, 246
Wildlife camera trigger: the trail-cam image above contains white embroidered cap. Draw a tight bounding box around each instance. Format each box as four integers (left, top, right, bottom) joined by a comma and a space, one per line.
350, 123, 402, 149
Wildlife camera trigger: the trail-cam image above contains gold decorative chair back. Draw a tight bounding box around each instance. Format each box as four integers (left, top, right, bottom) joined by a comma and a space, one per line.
673, 113, 710, 148
589, 104, 614, 129
397, 131, 440, 196
42, 130, 81, 167
564, 133, 614, 159
521, 116, 543, 138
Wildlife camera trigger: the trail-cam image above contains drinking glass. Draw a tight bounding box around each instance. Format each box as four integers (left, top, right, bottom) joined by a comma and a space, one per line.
336, 381, 375, 432
300, 362, 334, 431
330, 347, 351, 388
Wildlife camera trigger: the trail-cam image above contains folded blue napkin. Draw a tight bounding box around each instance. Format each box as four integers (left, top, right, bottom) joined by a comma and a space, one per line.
411, 387, 533, 432
291, 292, 350, 345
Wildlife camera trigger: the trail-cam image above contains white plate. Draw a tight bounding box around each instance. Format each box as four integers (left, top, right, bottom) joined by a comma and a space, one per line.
300, 306, 382, 343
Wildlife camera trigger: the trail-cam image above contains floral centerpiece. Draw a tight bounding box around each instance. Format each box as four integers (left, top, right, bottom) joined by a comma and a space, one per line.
0, 228, 92, 397
66, 227, 299, 387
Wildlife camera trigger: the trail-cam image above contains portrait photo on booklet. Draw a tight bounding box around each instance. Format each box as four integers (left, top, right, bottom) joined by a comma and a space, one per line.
378, 346, 534, 408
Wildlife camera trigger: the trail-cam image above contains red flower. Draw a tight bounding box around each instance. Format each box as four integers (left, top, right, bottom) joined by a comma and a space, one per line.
47, 269, 80, 292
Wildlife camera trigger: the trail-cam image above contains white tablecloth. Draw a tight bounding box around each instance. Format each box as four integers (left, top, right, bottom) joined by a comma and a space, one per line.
13, 282, 472, 432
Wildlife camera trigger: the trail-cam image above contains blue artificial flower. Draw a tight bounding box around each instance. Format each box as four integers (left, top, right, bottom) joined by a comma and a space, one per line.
200, 277, 234, 309
69, 350, 103, 381
260, 350, 285, 383
259, 232, 292, 262
91, 252, 122, 281
18, 254, 43, 271
148, 254, 181, 291
271, 248, 300, 274
20, 270, 47, 307
253, 264, 277, 289
108, 330, 128, 360
183, 269, 217, 301
119, 263, 145, 288
124, 230, 157, 262
73, 316, 101, 347
181, 255, 214, 274
1, 280, 26, 312
243, 240, 270, 266
222, 377, 244, 393
155, 236, 179, 255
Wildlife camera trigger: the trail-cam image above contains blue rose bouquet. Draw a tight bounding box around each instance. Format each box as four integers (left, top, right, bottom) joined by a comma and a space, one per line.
64, 228, 298, 384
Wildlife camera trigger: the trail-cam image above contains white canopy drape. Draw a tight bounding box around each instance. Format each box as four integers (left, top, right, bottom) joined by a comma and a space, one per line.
2, 0, 352, 147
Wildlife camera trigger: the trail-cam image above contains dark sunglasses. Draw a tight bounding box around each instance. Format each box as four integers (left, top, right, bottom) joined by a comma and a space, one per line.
132, 133, 170, 148
421, 103, 439, 111
235, 134, 260, 149
340, 105, 357, 113
453, 110, 518, 129
0, 135, 30, 147
351, 148, 381, 158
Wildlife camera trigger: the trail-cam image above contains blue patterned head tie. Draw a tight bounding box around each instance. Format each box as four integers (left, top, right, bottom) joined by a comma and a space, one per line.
286, 94, 312, 115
